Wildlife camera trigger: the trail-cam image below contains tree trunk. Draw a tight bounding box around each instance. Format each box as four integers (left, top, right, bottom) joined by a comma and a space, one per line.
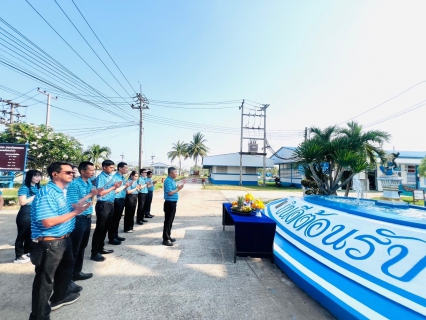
344, 178, 352, 197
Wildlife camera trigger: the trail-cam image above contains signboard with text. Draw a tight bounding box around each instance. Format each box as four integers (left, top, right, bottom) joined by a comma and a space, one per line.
0, 143, 27, 172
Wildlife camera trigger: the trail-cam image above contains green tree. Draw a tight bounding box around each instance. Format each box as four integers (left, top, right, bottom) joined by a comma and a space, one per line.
294, 123, 389, 195
0, 123, 84, 173
186, 132, 209, 170
83, 144, 111, 169
338, 121, 390, 196
167, 140, 188, 176
419, 157, 426, 177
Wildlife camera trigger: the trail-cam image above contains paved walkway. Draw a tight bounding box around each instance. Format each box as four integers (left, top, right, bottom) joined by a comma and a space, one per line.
0, 184, 334, 320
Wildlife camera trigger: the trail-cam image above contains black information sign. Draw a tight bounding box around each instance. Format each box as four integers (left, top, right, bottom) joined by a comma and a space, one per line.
0, 143, 27, 172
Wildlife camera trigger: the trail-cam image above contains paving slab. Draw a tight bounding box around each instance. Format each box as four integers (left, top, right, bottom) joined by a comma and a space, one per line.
0, 183, 334, 320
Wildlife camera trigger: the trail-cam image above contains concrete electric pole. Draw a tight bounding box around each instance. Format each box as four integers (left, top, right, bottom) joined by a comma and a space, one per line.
131, 85, 149, 170
37, 88, 58, 126
0, 99, 27, 124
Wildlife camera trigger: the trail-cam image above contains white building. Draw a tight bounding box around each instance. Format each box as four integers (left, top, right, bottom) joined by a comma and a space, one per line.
270, 147, 302, 188
151, 162, 169, 175
202, 152, 274, 186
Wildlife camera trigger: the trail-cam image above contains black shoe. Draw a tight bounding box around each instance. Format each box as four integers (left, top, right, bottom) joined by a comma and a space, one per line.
142, 219, 148, 223
50, 293, 80, 311
115, 236, 125, 241
170, 238, 176, 242
90, 253, 106, 262
137, 221, 144, 225
73, 272, 93, 281
162, 240, 173, 246
68, 281, 82, 294
145, 214, 154, 218
108, 239, 121, 245
100, 248, 114, 254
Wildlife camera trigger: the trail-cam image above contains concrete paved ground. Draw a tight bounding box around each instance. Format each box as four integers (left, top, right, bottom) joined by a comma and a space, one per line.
0, 184, 334, 320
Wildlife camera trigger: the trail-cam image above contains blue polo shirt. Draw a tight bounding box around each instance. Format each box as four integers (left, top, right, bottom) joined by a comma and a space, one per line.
93, 171, 116, 202
164, 176, 178, 201
30, 181, 75, 239
114, 173, 127, 199
147, 177, 155, 192
138, 176, 148, 194
18, 184, 39, 206
127, 180, 139, 195
67, 177, 93, 216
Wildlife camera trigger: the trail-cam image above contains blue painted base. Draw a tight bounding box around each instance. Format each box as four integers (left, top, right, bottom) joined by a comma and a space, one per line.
209, 178, 258, 186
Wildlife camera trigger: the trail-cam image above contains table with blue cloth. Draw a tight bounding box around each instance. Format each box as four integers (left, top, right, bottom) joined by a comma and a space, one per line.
222, 203, 276, 263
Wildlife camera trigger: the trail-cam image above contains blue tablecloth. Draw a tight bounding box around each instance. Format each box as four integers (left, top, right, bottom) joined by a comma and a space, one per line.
222, 203, 276, 261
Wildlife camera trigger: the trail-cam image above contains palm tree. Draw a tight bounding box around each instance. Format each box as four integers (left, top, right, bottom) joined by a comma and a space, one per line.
83, 144, 111, 169
186, 132, 209, 170
339, 121, 390, 196
167, 140, 188, 176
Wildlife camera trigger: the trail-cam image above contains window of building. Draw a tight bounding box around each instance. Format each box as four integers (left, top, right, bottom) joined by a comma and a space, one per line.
245, 167, 256, 174
216, 166, 228, 173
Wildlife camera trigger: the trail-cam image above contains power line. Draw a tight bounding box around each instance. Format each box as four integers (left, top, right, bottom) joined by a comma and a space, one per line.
338, 79, 426, 125
71, 0, 137, 94
53, 0, 133, 98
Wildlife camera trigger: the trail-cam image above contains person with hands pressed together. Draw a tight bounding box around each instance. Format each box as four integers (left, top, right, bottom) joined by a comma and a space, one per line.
136, 168, 149, 225
29, 162, 90, 319
162, 167, 184, 246
124, 171, 140, 233
14, 169, 41, 264
142, 170, 156, 219
90, 160, 123, 262
109, 162, 132, 243
68, 161, 103, 283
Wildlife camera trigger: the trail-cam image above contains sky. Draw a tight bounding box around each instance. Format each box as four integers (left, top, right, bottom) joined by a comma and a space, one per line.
1, 0, 426, 169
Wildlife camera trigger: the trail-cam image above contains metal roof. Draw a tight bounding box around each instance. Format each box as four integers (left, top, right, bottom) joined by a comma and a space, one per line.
202, 152, 274, 168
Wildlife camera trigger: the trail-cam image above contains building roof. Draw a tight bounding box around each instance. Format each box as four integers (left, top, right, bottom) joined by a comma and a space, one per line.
202, 152, 274, 168
269, 146, 298, 164
151, 162, 169, 168
388, 151, 426, 159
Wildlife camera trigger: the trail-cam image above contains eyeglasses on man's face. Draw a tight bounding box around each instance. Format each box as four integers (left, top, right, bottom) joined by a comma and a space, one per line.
60, 171, 74, 176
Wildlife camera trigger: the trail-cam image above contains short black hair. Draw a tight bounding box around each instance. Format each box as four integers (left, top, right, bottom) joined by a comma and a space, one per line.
139, 168, 147, 174
71, 164, 77, 169
129, 170, 138, 178
168, 167, 176, 174
78, 161, 94, 173
102, 160, 114, 167
117, 162, 127, 170
24, 169, 42, 190
47, 161, 72, 179
147, 170, 152, 175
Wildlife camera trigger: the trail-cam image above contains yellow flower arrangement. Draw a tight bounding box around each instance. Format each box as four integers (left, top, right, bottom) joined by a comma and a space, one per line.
245, 193, 254, 202
251, 199, 265, 210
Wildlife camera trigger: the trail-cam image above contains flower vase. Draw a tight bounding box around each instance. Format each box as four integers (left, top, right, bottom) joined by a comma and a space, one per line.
253, 209, 262, 217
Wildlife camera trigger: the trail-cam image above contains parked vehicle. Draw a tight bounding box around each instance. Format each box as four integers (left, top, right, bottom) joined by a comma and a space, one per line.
275, 176, 281, 187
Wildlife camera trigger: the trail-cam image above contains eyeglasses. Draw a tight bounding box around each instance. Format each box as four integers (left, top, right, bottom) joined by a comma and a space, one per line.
59, 171, 74, 175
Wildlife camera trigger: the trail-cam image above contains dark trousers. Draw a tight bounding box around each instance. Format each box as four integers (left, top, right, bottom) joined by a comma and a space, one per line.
124, 194, 137, 232
136, 193, 147, 222
15, 205, 35, 258
91, 201, 114, 255
142, 191, 153, 217
163, 201, 177, 241
29, 237, 74, 320
109, 198, 125, 241
70, 215, 91, 275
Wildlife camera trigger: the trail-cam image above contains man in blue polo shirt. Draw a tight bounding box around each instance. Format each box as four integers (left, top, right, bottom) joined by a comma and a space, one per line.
136, 168, 150, 225
142, 170, 156, 219
29, 162, 89, 319
68, 161, 102, 283
162, 167, 184, 246
108, 162, 132, 244
90, 160, 123, 262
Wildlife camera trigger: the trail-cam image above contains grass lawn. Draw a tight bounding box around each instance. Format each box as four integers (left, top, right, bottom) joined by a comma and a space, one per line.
371, 196, 425, 206
204, 182, 301, 192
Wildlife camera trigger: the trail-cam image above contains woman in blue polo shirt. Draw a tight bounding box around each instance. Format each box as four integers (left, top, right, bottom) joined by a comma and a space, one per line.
124, 171, 141, 233
14, 169, 42, 263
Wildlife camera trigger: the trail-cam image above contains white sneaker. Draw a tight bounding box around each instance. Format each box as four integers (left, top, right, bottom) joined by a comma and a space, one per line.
14, 255, 30, 264
125, 230, 133, 233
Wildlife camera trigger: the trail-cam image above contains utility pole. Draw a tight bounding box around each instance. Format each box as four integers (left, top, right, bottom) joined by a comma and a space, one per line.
37, 88, 57, 126
120, 152, 125, 162
261, 104, 269, 187
239, 99, 244, 186
0, 99, 27, 124
131, 84, 149, 169
238, 100, 269, 186
150, 154, 155, 165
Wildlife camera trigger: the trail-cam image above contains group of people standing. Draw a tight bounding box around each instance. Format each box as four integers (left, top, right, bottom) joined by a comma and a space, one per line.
11, 159, 184, 320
